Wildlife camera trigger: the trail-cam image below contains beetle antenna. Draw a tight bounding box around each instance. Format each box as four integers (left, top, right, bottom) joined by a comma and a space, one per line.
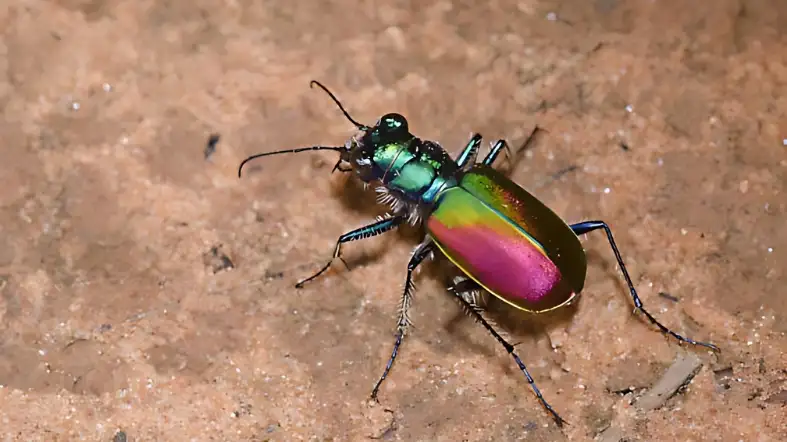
238, 146, 345, 178
310, 80, 368, 130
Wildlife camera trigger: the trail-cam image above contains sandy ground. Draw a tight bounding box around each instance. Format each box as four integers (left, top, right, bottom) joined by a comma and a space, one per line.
1, 0, 786, 441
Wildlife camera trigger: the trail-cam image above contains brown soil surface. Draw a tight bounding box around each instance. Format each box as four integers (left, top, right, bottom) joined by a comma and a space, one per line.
1, 1, 785, 441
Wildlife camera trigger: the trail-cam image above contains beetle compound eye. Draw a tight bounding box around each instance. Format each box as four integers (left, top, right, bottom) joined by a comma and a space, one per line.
370, 113, 410, 144
380, 113, 408, 134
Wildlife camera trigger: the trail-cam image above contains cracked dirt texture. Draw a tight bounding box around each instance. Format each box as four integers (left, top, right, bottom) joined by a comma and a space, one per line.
1, 0, 786, 441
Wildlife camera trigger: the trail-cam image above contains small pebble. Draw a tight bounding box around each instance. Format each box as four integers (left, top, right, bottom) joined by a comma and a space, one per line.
204, 133, 220, 160
546, 12, 557, 21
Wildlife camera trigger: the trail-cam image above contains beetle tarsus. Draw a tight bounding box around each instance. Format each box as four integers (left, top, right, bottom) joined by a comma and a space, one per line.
295, 215, 405, 288
452, 293, 567, 428
569, 220, 720, 352
636, 306, 721, 352
331, 159, 353, 174
295, 257, 335, 288
371, 329, 404, 400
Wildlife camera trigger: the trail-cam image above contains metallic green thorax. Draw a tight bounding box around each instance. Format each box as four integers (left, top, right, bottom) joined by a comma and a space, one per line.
373, 140, 454, 197
348, 114, 458, 204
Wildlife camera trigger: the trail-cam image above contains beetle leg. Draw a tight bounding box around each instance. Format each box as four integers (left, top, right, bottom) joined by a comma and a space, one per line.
447, 276, 486, 307
370, 238, 434, 400
451, 292, 567, 427
295, 214, 405, 288
331, 159, 353, 174
483, 125, 543, 169
455, 134, 483, 170
570, 221, 720, 352
481, 139, 509, 166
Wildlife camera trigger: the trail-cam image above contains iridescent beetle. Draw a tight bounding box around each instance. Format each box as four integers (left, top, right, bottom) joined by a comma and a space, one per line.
238, 81, 719, 427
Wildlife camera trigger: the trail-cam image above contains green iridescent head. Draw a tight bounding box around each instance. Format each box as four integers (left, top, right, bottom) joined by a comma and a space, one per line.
345, 112, 417, 183
370, 113, 409, 142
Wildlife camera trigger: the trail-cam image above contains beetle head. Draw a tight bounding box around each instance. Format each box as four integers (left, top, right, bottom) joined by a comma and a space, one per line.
343, 112, 415, 183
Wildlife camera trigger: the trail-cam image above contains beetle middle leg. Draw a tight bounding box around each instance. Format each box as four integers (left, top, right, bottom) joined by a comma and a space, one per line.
447, 275, 486, 307
295, 214, 405, 288
330, 158, 353, 174
370, 238, 434, 400
451, 291, 567, 427
570, 221, 719, 351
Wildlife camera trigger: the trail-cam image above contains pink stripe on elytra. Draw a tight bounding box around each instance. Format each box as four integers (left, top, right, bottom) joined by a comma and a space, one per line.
430, 222, 561, 303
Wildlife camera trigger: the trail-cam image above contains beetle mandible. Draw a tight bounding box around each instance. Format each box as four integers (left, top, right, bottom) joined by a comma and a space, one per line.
238, 81, 719, 427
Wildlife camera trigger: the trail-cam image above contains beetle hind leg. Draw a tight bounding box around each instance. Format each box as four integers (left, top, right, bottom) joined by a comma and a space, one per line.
451, 292, 567, 427
481, 139, 509, 167
295, 214, 404, 288
454, 134, 483, 170
570, 220, 720, 352
482, 125, 543, 168
370, 238, 434, 400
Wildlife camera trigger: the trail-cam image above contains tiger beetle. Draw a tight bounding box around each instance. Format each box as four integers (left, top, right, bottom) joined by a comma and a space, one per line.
238, 81, 720, 427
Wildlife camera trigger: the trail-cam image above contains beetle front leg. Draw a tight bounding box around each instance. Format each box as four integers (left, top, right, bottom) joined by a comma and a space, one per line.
370, 238, 434, 400
570, 221, 720, 352
330, 158, 353, 174
451, 291, 567, 427
295, 214, 405, 288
